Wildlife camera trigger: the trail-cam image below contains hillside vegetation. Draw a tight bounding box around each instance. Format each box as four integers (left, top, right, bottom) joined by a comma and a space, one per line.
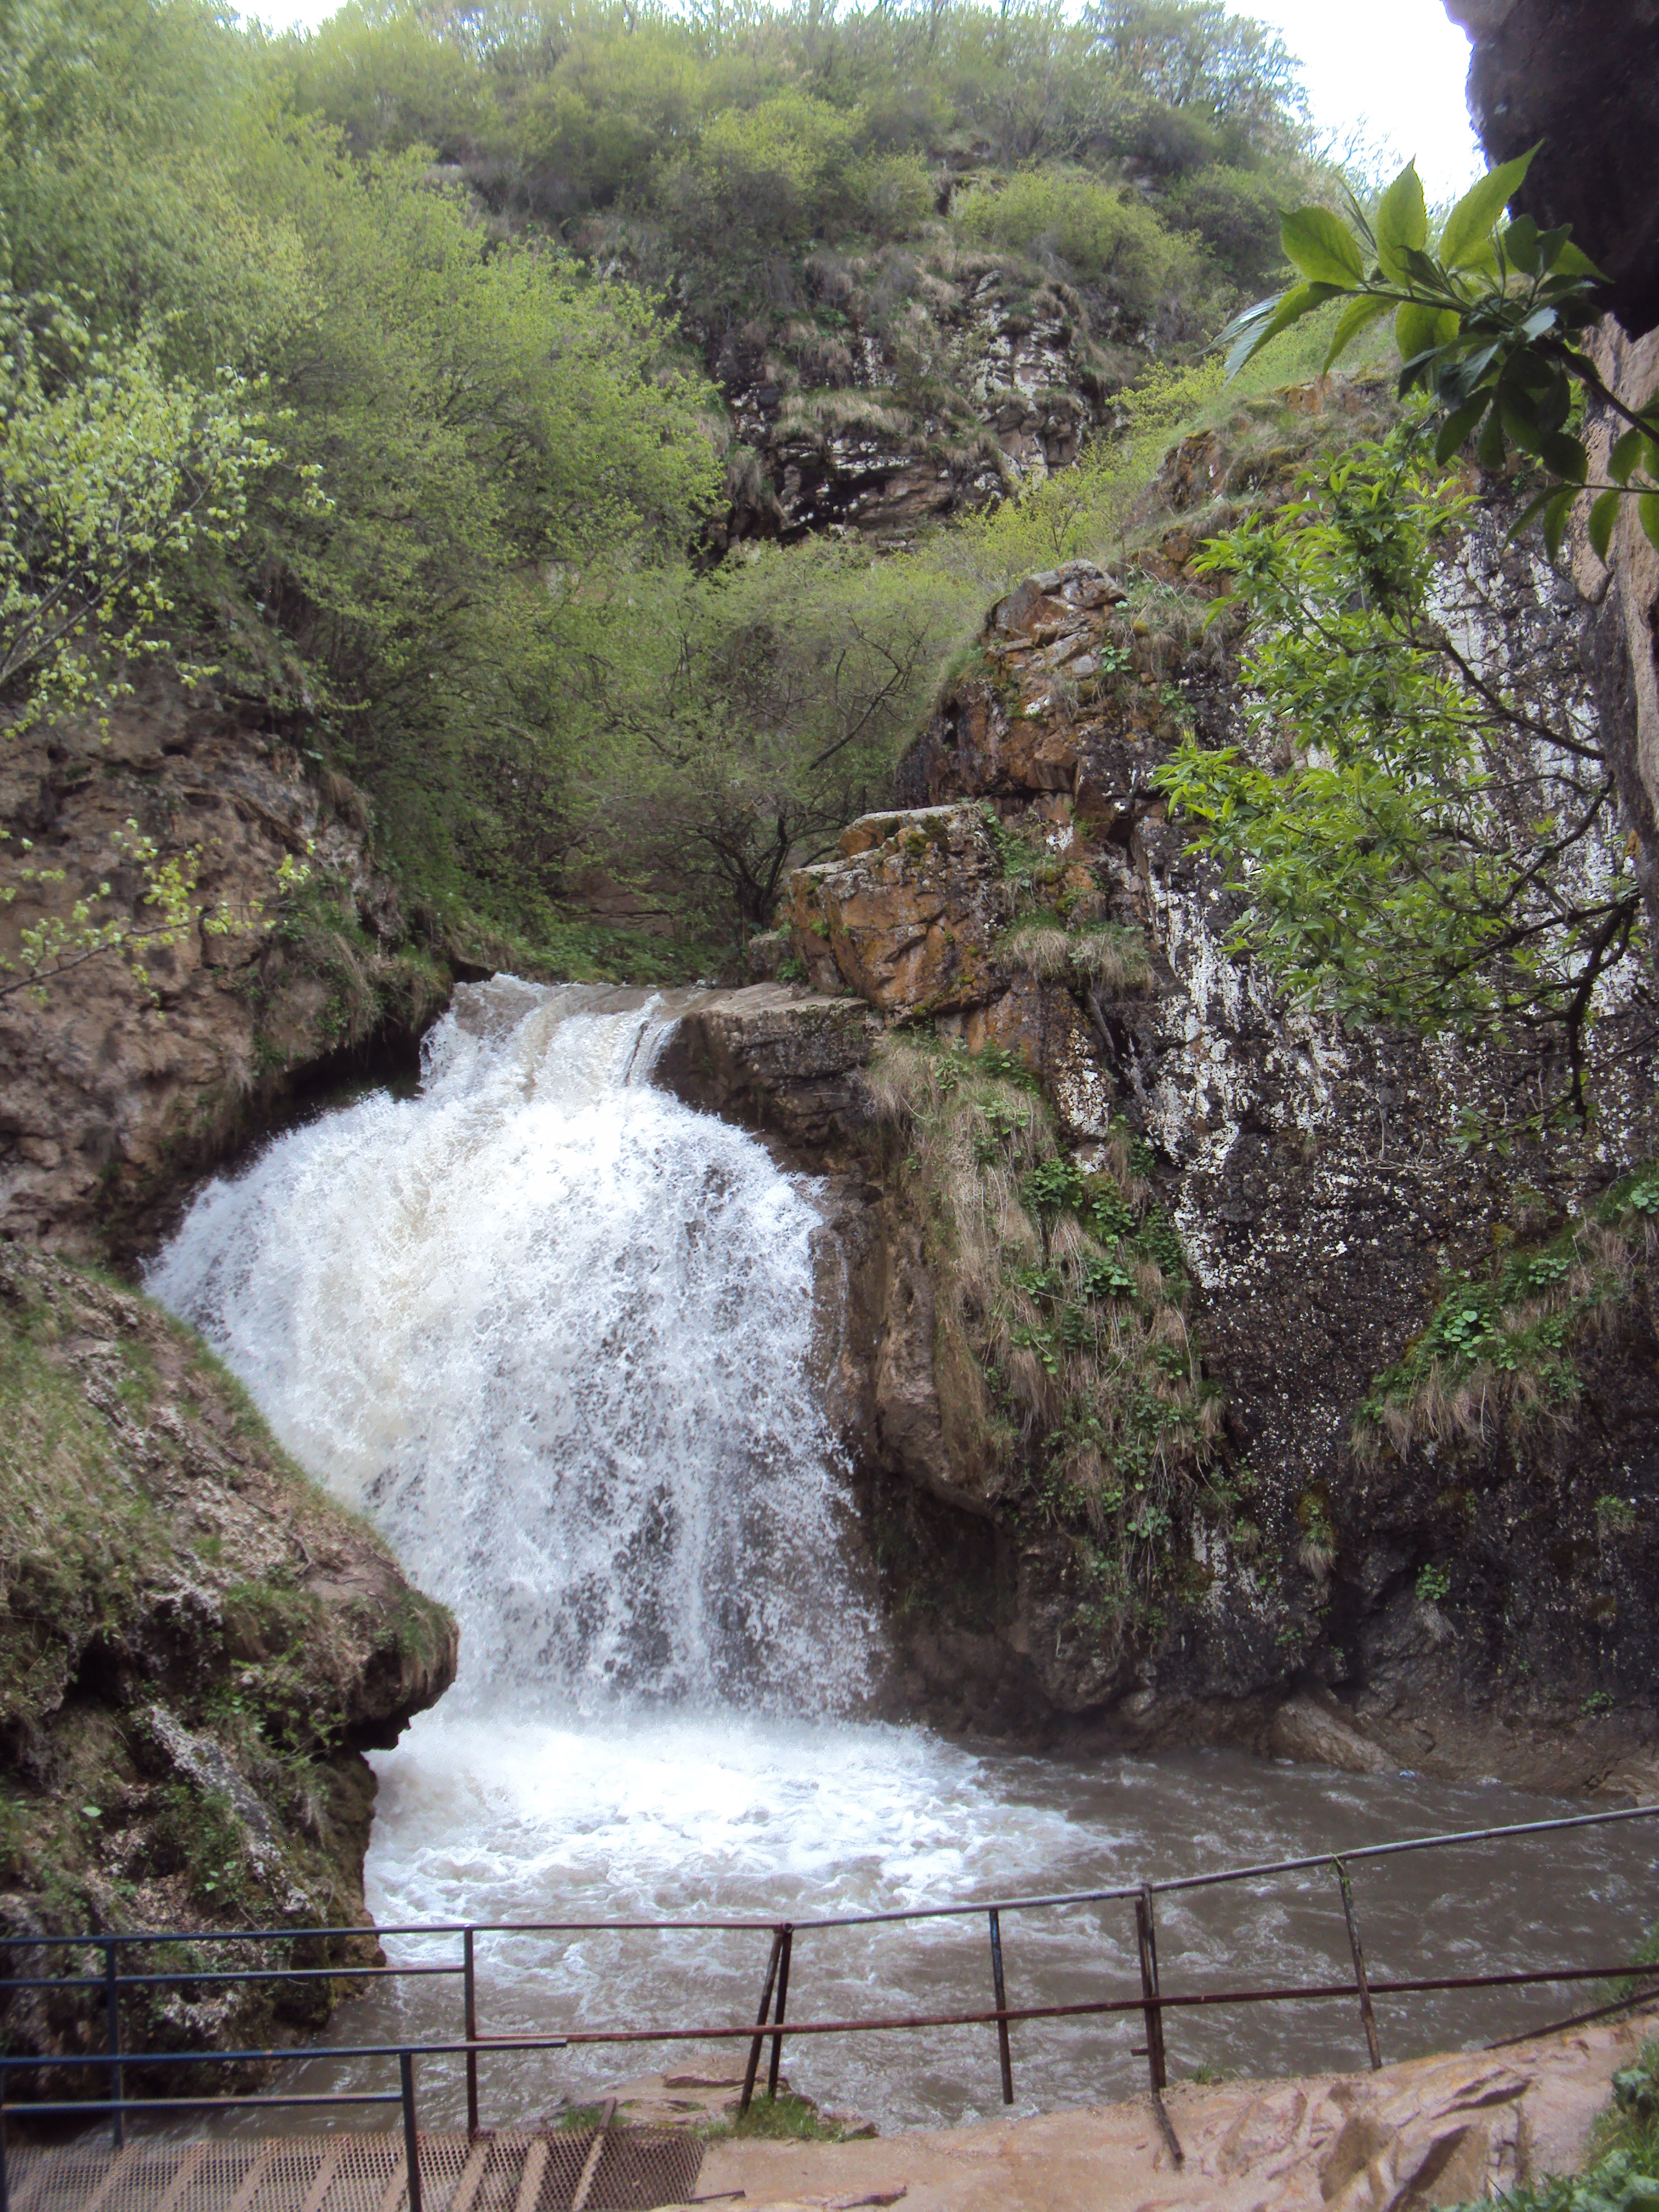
1, 0, 1336, 970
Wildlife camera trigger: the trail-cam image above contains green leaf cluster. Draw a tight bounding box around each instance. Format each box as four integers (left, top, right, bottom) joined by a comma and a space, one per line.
1219, 152, 1659, 561
1155, 435, 1646, 1114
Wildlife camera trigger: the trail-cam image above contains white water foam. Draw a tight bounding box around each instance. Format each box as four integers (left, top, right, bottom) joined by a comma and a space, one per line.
148, 979, 1659, 2129
149, 978, 877, 1715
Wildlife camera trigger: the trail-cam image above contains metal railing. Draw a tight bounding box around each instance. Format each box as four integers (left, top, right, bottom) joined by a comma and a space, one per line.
3, 1798, 1656, 2191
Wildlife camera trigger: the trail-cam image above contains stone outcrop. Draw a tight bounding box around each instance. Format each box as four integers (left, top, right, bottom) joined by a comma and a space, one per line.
1445, 0, 1659, 338
0, 1244, 457, 2080
653, 984, 877, 1150
0, 670, 447, 1256
683, 2010, 1659, 2212
701, 255, 1130, 551
739, 397, 1659, 1785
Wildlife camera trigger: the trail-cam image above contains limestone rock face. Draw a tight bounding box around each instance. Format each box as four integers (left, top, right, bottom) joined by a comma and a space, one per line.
1445, 0, 1659, 338
0, 670, 438, 1255
0, 1244, 457, 2076
788, 805, 1013, 1021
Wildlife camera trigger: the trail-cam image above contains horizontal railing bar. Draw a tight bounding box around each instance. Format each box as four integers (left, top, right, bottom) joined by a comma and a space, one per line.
5, 1802, 1652, 1955
0, 1966, 461, 1994
0, 1925, 472, 1949
0, 2093, 403, 2116
5, 1962, 1655, 2093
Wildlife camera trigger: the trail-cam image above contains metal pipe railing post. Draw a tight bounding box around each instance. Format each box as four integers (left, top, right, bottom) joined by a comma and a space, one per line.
1134, 1887, 1167, 2094
462, 1929, 479, 2137
987, 1909, 1014, 2106
737, 1929, 785, 2119
399, 2051, 423, 2212
104, 1941, 124, 2149
765, 1926, 793, 2102
1332, 1858, 1383, 2070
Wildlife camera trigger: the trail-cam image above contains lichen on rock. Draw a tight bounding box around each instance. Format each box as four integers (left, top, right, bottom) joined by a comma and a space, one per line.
0, 1243, 457, 2080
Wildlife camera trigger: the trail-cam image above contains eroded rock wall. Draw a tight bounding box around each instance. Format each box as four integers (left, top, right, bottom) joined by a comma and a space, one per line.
0, 671, 444, 1258
700, 404, 1659, 1790
0, 1244, 457, 2083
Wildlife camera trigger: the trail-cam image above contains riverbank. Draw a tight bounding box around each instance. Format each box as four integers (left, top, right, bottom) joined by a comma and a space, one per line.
665, 2006, 1656, 2211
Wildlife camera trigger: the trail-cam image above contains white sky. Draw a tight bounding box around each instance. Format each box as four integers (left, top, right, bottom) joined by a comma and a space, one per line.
243, 0, 1484, 201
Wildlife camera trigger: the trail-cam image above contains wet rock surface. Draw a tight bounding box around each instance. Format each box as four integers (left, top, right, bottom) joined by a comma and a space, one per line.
718, 400, 1659, 1785
687, 2009, 1659, 2212
0, 1244, 457, 2079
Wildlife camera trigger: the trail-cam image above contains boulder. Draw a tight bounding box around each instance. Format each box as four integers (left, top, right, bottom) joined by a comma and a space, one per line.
787, 806, 1012, 1022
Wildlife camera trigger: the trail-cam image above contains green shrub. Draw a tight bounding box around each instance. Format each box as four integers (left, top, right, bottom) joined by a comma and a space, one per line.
951, 167, 1191, 311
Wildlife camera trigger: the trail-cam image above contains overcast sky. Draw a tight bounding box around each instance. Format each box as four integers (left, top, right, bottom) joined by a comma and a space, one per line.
242, 0, 1485, 201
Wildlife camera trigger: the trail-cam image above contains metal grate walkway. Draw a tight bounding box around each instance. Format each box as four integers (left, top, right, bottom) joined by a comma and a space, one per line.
3, 2132, 705, 2212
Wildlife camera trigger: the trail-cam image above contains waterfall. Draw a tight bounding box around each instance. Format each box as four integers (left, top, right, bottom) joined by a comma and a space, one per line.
149, 977, 876, 1717
144, 977, 1659, 2130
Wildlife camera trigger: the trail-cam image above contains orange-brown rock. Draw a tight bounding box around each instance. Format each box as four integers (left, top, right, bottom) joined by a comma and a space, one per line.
787, 806, 1013, 1023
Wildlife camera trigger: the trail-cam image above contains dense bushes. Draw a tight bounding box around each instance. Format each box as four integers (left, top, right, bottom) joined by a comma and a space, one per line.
952, 165, 1199, 308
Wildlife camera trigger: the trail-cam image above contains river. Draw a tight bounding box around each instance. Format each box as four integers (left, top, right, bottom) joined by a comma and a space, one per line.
147, 979, 1657, 2134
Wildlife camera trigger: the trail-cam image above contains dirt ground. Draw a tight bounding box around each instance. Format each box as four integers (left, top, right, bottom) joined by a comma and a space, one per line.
611, 2004, 1657, 2211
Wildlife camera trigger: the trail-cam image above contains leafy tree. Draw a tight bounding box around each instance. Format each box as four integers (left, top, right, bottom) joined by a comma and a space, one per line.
586, 540, 977, 932
0, 294, 286, 731
1154, 437, 1648, 1117
1220, 151, 1659, 560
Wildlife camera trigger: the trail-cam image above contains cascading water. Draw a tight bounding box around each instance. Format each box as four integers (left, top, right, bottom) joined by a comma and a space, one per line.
150, 980, 1658, 2132
152, 979, 876, 1716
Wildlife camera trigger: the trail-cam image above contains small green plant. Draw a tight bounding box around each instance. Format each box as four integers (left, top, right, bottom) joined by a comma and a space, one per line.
1597, 1495, 1638, 1534
1582, 1689, 1615, 1718
704, 2090, 853, 2143
1416, 1562, 1451, 1604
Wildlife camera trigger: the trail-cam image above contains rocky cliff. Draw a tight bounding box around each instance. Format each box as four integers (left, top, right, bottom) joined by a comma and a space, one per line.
0, 1242, 456, 2085
667, 389, 1659, 1796
0, 669, 447, 1259
0, 675, 463, 2072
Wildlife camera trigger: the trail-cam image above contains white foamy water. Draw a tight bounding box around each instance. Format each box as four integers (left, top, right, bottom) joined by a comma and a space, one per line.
151, 979, 876, 1715
150, 979, 1659, 2133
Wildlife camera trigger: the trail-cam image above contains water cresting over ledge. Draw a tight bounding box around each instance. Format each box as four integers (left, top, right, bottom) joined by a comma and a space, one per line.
140, 982, 1659, 2134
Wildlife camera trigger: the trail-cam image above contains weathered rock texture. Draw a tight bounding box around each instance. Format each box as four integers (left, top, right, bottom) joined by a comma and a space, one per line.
0, 670, 446, 1257
704, 250, 1125, 549
0, 1244, 456, 2083
702, 394, 1659, 1786
1446, 0, 1659, 339
686, 2009, 1659, 2212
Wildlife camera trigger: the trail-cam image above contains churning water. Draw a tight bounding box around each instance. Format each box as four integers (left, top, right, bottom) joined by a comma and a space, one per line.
150, 980, 1657, 2133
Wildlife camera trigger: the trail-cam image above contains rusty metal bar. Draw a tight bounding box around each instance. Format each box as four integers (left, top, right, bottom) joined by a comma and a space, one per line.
988, 1910, 1013, 2107
399, 2054, 423, 2212
766, 1927, 794, 2102
463, 1929, 479, 2139
1134, 1889, 1167, 2094
1, 1803, 1652, 1954
104, 1942, 124, 2151
4, 1956, 1657, 2089
737, 1929, 785, 2119
1333, 1858, 1382, 2071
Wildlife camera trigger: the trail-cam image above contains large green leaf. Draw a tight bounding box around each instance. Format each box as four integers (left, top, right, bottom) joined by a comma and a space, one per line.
1395, 301, 1458, 366
1374, 164, 1428, 282
1434, 397, 1489, 465
1541, 485, 1576, 563
1224, 281, 1338, 378
1609, 429, 1645, 485
1439, 149, 1537, 270
1280, 206, 1366, 287
1641, 492, 1659, 555
1321, 292, 1392, 372
1540, 431, 1588, 484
